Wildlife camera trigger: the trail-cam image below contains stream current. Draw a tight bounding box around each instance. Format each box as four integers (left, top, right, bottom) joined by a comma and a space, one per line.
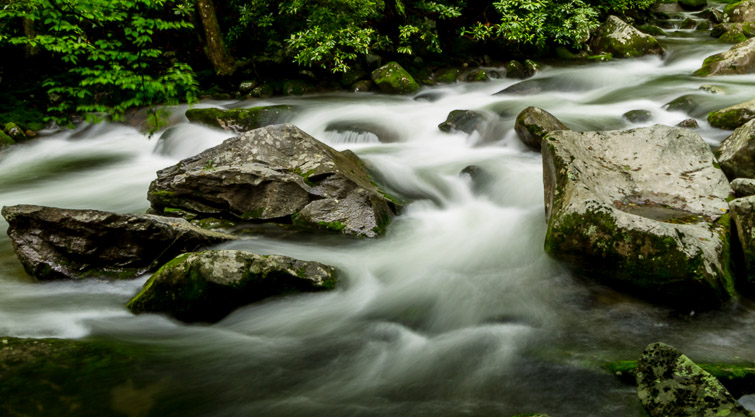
2, 10, 755, 417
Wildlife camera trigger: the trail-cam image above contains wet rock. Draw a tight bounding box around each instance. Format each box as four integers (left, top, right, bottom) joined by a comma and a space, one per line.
0, 337, 152, 417
664, 94, 707, 117
460, 165, 495, 195
438, 110, 487, 135
4, 122, 26, 142
462, 68, 490, 82
730, 196, 755, 284
699, 84, 725, 94
717, 119, 755, 179
637, 342, 753, 417
126, 250, 337, 323
543, 125, 735, 308
148, 124, 399, 238
677, 118, 700, 128
352, 80, 372, 92
725, 0, 755, 23
590, 16, 665, 58
433, 67, 461, 83
697, 8, 723, 23
185, 105, 294, 133
653, 2, 684, 13
324, 120, 398, 143
637, 24, 667, 37
680, 18, 698, 29
371, 61, 420, 94
515, 107, 568, 151
732, 178, 755, 197
524, 59, 540, 76
623, 109, 653, 123
708, 99, 755, 129
696, 20, 712, 31
679, 0, 707, 11
1, 205, 233, 281
250, 84, 274, 98
506, 60, 527, 79
713, 23, 755, 43
238, 80, 257, 94
282, 80, 314, 96
0, 130, 14, 147
694, 38, 755, 76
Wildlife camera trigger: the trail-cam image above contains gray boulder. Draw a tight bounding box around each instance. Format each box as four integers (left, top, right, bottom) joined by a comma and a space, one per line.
731, 178, 755, 196
637, 342, 753, 417
371, 62, 420, 94
185, 105, 294, 133
148, 124, 399, 238
1, 205, 233, 280
543, 125, 735, 308
515, 107, 568, 151
590, 16, 665, 58
694, 38, 755, 76
126, 250, 337, 323
730, 196, 755, 285
725, 0, 755, 23
708, 99, 755, 130
438, 110, 488, 135
717, 119, 755, 179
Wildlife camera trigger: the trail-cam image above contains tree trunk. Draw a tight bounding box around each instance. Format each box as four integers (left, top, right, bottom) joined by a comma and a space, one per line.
196, 0, 235, 76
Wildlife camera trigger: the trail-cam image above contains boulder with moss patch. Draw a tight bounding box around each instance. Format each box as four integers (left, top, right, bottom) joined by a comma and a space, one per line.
371, 62, 420, 94
1, 205, 233, 280
717, 119, 755, 179
515, 107, 568, 151
148, 124, 399, 238
708, 99, 755, 129
3, 122, 26, 142
590, 16, 665, 58
637, 342, 754, 417
725, 0, 755, 23
0, 130, 14, 147
729, 196, 755, 286
543, 125, 735, 308
185, 105, 294, 133
127, 250, 337, 322
694, 38, 755, 76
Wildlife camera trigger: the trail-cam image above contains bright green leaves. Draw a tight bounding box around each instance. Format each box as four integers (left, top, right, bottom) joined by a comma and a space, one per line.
0, 0, 198, 132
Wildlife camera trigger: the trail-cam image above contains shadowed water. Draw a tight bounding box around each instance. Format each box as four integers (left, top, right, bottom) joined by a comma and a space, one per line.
2, 11, 755, 416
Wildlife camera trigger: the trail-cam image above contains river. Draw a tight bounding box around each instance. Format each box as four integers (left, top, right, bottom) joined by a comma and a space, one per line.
2, 8, 755, 417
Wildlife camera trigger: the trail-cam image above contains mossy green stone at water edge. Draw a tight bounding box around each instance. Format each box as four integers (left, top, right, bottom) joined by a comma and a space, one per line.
0, 130, 14, 147
127, 250, 338, 323
184, 105, 294, 133
708, 99, 755, 130
371, 61, 420, 94
590, 16, 664, 58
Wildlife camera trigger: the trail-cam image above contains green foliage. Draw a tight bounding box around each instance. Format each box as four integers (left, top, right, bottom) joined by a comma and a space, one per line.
0, 0, 198, 130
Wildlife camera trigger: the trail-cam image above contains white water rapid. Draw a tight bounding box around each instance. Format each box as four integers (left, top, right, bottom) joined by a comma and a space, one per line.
2, 10, 755, 417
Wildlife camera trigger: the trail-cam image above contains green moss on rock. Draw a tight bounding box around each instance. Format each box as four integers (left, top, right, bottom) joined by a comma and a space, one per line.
371, 61, 420, 94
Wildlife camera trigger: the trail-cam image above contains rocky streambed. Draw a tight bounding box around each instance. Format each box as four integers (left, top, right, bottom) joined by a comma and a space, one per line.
4, 3, 755, 417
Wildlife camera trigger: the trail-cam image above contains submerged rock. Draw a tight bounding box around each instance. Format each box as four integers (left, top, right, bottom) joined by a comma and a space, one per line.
148, 124, 399, 238
543, 125, 735, 308
732, 178, 755, 197
664, 94, 708, 117
324, 120, 398, 143
637, 342, 754, 417
184, 105, 294, 133
438, 110, 487, 135
623, 109, 653, 123
708, 99, 755, 130
717, 119, 755, 179
127, 250, 337, 322
514, 107, 568, 151
590, 16, 665, 58
1, 205, 233, 280
371, 61, 420, 94
694, 38, 755, 76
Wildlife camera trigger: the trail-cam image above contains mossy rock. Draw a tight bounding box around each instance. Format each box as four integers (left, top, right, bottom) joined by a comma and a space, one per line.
433, 67, 460, 83
370, 61, 420, 94
637, 24, 667, 36
282, 80, 314, 96
249, 83, 274, 98
127, 250, 338, 322
0, 337, 159, 417
462, 68, 490, 82
185, 105, 294, 133
725, 0, 755, 23
0, 130, 14, 147
590, 16, 665, 58
4, 122, 27, 142
694, 38, 755, 76
664, 94, 708, 117
708, 99, 755, 129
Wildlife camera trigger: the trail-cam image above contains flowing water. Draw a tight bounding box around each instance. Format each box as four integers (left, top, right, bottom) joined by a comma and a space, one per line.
3, 9, 755, 417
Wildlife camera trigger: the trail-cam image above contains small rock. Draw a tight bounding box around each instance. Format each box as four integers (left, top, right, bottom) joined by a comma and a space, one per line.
677, 118, 700, 128
371, 61, 420, 94
623, 109, 653, 123
699, 84, 725, 94
515, 107, 568, 151
433, 67, 461, 83
506, 60, 527, 79
352, 80, 372, 92
462, 68, 489, 82
664, 94, 706, 117
438, 110, 487, 135
238, 80, 257, 93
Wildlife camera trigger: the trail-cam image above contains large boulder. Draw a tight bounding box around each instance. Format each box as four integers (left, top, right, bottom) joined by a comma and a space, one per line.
148, 124, 399, 238
515, 107, 568, 151
730, 196, 755, 286
708, 99, 755, 129
1, 205, 233, 281
543, 125, 735, 308
694, 38, 755, 76
127, 250, 337, 322
717, 119, 755, 179
590, 16, 665, 58
637, 342, 753, 417
184, 105, 294, 133
371, 61, 420, 94
725, 0, 755, 23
